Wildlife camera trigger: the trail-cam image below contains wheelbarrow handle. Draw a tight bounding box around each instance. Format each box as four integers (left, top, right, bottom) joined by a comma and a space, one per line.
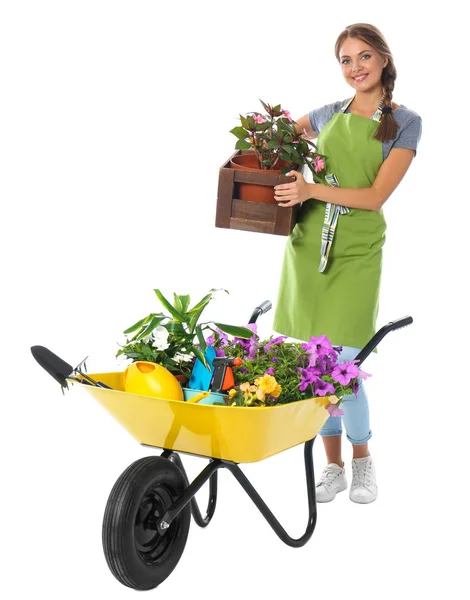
248, 300, 272, 324
353, 316, 413, 367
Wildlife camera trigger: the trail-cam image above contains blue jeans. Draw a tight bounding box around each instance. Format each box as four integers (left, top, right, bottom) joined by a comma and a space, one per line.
318, 345, 372, 445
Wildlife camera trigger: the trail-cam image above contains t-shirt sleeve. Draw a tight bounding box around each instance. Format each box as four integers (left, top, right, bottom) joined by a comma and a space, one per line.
308, 103, 337, 134
392, 115, 422, 156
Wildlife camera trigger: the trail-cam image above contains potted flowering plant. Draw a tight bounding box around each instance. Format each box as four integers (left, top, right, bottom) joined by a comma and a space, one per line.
228, 99, 328, 203
211, 323, 371, 413
116, 288, 253, 384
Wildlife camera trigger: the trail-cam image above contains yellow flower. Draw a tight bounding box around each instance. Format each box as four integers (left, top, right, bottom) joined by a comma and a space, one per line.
257, 374, 279, 395
240, 382, 250, 392
228, 389, 237, 398
271, 384, 282, 398
256, 387, 266, 401
249, 385, 257, 393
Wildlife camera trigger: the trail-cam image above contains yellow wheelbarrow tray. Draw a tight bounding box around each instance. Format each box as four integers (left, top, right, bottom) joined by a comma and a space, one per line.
77, 370, 330, 463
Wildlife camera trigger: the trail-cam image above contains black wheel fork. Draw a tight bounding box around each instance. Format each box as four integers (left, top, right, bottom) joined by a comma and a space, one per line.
158, 438, 317, 548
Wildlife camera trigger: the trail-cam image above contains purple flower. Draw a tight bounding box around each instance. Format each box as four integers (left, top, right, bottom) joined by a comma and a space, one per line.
206, 327, 229, 348
265, 367, 275, 375
271, 357, 278, 362
302, 334, 335, 367
239, 367, 248, 373
299, 369, 320, 392
215, 348, 226, 357
331, 360, 371, 386
247, 337, 259, 359
264, 335, 288, 353
313, 378, 336, 397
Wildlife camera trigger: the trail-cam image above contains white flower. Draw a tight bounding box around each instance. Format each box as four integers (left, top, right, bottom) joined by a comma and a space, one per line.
152, 326, 170, 351
173, 351, 194, 363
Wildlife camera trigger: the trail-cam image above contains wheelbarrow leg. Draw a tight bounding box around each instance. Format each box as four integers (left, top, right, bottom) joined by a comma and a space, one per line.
160, 450, 218, 527
221, 438, 317, 548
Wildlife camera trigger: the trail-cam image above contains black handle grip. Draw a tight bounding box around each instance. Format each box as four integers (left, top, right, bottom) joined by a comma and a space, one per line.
31, 345, 113, 390
248, 300, 272, 324
352, 316, 413, 367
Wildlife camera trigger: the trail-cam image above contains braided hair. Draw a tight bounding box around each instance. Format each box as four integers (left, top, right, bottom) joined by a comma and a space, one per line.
335, 23, 400, 143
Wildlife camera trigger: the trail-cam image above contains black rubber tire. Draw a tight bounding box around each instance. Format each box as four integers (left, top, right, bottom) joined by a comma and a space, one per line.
102, 456, 191, 590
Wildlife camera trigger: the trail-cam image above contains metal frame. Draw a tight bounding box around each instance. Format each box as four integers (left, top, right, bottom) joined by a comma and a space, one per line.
155, 438, 317, 548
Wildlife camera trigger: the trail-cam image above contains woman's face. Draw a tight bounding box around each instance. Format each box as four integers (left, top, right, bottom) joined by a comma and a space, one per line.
339, 37, 388, 92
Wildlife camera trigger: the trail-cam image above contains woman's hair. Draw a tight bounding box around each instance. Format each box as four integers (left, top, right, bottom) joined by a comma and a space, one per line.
335, 23, 399, 143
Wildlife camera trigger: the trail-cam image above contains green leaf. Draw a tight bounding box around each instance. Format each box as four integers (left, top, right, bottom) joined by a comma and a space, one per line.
267, 140, 279, 149
189, 344, 210, 370
196, 324, 207, 352
135, 315, 166, 341
173, 293, 184, 314
281, 144, 293, 156
240, 115, 251, 130
154, 289, 184, 321
123, 315, 152, 335
259, 99, 270, 113
213, 323, 253, 338
178, 294, 191, 314
235, 139, 252, 150
230, 126, 249, 140
164, 320, 187, 334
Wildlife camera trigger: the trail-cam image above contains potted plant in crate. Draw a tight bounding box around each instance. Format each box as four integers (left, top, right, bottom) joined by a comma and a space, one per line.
116, 288, 253, 385
215, 99, 329, 236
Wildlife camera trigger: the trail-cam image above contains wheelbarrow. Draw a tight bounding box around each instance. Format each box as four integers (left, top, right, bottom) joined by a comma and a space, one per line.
31, 301, 412, 591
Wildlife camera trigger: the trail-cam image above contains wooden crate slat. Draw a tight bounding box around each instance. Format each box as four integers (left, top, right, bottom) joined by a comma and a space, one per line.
230, 218, 276, 234
231, 199, 277, 220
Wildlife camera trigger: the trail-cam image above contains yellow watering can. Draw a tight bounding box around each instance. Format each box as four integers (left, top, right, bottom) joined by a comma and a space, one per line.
123, 361, 184, 401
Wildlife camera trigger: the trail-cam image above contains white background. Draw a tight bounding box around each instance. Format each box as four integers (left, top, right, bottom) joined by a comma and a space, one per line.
1, 1, 468, 598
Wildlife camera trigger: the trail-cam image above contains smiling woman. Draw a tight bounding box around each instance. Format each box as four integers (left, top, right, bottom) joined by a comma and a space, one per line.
272, 22, 422, 505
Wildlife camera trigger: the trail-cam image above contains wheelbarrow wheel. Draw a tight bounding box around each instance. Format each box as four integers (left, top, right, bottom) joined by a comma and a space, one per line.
102, 456, 190, 590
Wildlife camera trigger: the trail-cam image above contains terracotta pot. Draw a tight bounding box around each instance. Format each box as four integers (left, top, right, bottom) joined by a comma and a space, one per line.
174, 374, 189, 386
230, 154, 291, 204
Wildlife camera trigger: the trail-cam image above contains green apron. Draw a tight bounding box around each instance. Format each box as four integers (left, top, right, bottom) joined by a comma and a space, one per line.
273, 96, 387, 354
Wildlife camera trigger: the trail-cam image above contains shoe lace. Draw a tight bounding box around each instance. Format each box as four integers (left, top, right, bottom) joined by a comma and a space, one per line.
351, 460, 372, 488
318, 466, 341, 488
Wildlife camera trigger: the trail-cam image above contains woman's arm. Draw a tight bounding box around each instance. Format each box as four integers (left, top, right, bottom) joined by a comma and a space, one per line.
274, 148, 416, 211
293, 114, 319, 140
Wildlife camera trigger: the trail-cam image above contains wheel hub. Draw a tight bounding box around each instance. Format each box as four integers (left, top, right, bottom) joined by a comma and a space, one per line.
134, 484, 179, 564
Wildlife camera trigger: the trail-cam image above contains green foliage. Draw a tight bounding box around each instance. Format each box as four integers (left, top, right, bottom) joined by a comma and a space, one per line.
230, 99, 328, 182
117, 289, 253, 376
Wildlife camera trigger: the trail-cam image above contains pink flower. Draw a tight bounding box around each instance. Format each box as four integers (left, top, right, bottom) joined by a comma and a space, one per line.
302, 127, 308, 136
314, 156, 325, 173
282, 109, 293, 122
327, 404, 344, 417
253, 114, 267, 124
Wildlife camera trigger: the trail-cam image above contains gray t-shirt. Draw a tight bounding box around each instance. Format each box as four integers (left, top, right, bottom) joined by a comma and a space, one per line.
308, 98, 422, 160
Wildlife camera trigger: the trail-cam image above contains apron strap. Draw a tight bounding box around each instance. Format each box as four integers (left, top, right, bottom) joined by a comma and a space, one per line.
318, 94, 385, 273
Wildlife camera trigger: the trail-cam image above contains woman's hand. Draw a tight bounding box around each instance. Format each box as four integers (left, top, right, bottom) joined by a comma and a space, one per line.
273, 171, 312, 207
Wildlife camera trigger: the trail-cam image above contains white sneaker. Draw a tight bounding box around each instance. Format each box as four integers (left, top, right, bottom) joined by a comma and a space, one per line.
350, 456, 378, 504
315, 463, 347, 503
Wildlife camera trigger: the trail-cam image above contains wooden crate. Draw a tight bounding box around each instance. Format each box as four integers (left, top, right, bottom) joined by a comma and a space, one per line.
215, 150, 301, 236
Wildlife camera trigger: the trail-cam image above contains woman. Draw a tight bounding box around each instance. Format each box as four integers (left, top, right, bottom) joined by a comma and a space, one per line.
272, 23, 422, 504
